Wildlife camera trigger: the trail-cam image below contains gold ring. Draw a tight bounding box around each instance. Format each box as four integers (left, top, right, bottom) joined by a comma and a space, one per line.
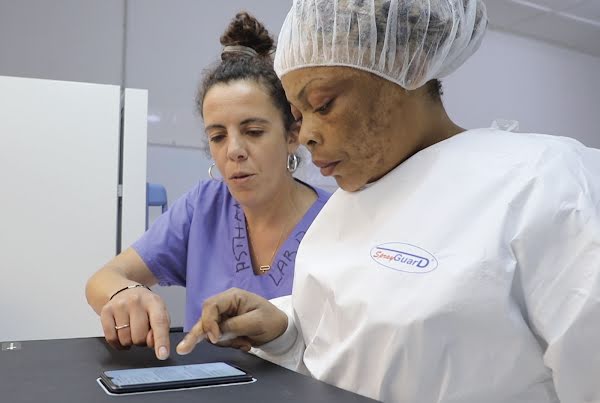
115, 323, 130, 330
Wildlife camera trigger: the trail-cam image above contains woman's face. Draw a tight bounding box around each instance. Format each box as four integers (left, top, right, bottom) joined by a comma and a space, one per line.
282, 66, 421, 192
203, 80, 297, 207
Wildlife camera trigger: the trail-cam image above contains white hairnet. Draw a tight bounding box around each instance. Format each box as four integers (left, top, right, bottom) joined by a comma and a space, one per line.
274, 0, 488, 90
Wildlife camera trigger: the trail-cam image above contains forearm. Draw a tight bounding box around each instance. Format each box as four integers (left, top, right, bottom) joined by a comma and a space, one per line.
85, 248, 157, 315
86, 268, 133, 314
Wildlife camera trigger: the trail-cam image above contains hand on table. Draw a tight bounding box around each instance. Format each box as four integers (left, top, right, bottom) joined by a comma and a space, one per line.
176, 288, 287, 355
100, 286, 171, 360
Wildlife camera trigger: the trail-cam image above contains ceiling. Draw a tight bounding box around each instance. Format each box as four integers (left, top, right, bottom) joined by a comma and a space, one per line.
483, 0, 600, 57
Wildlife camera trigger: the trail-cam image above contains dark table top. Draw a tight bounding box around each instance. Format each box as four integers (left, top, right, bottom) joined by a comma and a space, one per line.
1, 332, 378, 402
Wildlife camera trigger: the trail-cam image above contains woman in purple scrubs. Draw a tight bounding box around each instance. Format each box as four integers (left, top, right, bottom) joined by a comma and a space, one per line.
85, 12, 330, 361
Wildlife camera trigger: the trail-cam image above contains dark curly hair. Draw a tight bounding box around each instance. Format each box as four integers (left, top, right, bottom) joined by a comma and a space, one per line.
197, 12, 295, 133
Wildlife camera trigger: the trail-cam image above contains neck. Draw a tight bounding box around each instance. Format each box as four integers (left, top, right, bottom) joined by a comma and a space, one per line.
242, 173, 317, 274
243, 174, 302, 231
418, 102, 464, 150
367, 98, 463, 186
395, 95, 464, 161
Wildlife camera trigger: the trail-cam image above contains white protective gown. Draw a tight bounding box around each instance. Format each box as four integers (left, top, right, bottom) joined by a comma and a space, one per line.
255, 128, 600, 403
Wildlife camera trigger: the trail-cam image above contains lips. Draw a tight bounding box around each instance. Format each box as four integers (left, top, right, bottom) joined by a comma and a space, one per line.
229, 172, 255, 180
313, 160, 340, 176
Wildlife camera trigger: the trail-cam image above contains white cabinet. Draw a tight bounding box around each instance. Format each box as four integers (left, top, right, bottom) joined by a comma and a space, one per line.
0, 75, 147, 341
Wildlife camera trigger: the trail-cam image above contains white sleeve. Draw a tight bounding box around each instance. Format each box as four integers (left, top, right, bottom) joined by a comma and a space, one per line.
250, 295, 308, 374
513, 150, 600, 402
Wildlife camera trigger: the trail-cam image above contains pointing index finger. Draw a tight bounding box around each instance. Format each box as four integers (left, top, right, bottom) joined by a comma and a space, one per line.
176, 319, 206, 355
148, 306, 171, 360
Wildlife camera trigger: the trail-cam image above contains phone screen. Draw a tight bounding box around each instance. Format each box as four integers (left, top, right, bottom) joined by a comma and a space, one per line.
100, 362, 252, 393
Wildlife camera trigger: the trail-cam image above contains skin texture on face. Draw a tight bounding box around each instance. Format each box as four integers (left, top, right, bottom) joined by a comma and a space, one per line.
203, 80, 298, 208
282, 66, 457, 192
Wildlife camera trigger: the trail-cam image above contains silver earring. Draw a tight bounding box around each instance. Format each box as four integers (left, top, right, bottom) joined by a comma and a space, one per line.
208, 163, 222, 180
287, 153, 299, 173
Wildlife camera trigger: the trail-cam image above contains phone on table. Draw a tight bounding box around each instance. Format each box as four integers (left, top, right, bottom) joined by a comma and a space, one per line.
99, 362, 253, 394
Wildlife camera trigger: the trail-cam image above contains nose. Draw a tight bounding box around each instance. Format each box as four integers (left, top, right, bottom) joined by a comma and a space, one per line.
298, 117, 323, 150
226, 134, 248, 161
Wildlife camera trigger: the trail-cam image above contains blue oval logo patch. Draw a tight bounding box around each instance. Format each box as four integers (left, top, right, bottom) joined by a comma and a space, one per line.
371, 242, 438, 273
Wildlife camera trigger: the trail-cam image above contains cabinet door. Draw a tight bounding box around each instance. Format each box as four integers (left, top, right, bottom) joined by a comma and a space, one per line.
121, 88, 148, 251
0, 75, 120, 341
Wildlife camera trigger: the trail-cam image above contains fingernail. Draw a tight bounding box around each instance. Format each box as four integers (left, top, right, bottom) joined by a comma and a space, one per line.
176, 342, 188, 355
219, 332, 235, 342
207, 332, 217, 344
158, 346, 168, 360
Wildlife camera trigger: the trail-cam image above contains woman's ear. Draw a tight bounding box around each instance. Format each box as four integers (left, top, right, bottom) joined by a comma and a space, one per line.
286, 121, 301, 152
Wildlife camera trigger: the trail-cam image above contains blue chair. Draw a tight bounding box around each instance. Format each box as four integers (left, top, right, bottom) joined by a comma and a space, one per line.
146, 183, 168, 229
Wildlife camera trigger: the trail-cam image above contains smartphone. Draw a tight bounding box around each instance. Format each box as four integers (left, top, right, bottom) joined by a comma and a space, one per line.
99, 362, 253, 394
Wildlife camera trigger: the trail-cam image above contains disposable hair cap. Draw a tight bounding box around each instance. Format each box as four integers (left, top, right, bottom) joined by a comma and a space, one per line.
274, 0, 488, 90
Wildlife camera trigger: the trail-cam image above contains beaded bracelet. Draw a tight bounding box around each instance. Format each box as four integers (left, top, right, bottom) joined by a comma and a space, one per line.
109, 284, 152, 301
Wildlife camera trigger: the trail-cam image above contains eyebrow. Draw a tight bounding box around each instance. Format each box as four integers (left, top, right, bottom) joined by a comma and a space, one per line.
297, 78, 325, 103
205, 117, 271, 133
240, 117, 270, 126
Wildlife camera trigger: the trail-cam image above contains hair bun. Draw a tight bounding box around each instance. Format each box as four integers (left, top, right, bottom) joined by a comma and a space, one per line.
220, 12, 274, 59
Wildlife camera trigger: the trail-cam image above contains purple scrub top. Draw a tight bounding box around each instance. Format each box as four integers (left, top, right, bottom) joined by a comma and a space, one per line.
132, 179, 330, 330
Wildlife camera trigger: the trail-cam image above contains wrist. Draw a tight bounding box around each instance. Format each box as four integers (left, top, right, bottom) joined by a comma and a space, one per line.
259, 309, 297, 354
109, 284, 152, 301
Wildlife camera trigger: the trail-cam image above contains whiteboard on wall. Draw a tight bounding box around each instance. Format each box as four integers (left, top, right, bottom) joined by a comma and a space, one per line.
0, 76, 122, 341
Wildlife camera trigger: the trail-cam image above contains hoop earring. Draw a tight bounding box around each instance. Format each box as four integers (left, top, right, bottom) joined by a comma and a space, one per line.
208, 163, 222, 181
287, 153, 299, 173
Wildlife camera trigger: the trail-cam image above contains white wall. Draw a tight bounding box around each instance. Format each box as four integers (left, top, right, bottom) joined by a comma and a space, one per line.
0, 0, 124, 85
444, 28, 600, 147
